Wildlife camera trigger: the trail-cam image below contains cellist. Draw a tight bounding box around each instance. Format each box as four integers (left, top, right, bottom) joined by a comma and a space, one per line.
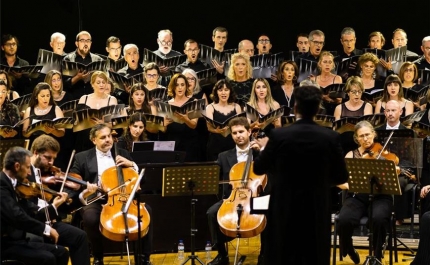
70, 124, 153, 265
206, 116, 268, 265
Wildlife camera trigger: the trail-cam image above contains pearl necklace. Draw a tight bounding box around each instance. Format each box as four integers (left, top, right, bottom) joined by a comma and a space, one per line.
36, 106, 50, 114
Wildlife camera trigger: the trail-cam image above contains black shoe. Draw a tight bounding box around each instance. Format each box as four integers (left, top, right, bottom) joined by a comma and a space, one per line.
348, 248, 360, 264
93, 259, 104, 265
257, 254, 264, 265
207, 254, 229, 265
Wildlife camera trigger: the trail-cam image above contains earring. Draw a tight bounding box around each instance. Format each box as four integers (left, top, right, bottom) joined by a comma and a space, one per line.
359, 70, 363, 77
372, 71, 376, 79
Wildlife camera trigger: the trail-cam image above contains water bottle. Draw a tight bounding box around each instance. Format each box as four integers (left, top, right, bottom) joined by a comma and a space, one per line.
177, 239, 185, 261
205, 240, 212, 261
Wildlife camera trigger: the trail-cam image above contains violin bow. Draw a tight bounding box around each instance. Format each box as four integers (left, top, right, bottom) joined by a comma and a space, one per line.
59, 149, 76, 193
376, 130, 395, 160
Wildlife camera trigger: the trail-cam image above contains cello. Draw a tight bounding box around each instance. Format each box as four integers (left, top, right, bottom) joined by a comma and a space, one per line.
217, 147, 267, 239
99, 143, 150, 242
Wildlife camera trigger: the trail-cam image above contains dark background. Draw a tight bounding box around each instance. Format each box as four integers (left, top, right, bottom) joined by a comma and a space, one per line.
1, 0, 429, 253
1, 0, 429, 64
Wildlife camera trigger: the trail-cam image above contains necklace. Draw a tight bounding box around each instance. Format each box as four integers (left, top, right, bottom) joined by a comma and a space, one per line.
36, 106, 50, 114
282, 85, 293, 107
319, 74, 333, 82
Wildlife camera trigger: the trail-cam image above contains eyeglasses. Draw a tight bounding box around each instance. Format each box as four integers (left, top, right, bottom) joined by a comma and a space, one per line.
310, 40, 324, 46
78, 39, 92, 44
186, 77, 196, 82
146, 74, 158, 79
245, 49, 255, 53
404, 68, 415, 73
258, 39, 270, 44
159, 40, 172, 46
424, 47, 430, 51
0, 90, 7, 94
357, 133, 372, 139
185, 49, 199, 53
349, 90, 363, 95
3, 42, 17, 47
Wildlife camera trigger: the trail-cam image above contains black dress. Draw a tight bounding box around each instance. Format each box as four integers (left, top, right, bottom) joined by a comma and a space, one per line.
229, 79, 254, 110
165, 97, 201, 162
73, 95, 114, 153
206, 104, 237, 161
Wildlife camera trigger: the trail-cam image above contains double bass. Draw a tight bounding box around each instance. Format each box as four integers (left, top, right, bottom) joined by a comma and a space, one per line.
217, 147, 267, 238
99, 143, 150, 242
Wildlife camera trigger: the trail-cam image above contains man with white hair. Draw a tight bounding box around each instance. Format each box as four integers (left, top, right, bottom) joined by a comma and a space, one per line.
117, 43, 143, 78
50, 32, 67, 56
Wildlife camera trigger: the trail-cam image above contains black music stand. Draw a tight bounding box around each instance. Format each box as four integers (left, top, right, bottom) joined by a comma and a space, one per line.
377, 131, 423, 260
345, 158, 401, 265
0, 138, 30, 169
162, 163, 220, 265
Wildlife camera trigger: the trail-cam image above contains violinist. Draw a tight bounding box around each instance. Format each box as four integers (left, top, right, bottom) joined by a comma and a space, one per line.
337, 121, 393, 264
253, 85, 349, 265
206, 116, 267, 265
28, 134, 91, 265
70, 124, 153, 265
375, 99, 416, 226
1, 146, 69, 265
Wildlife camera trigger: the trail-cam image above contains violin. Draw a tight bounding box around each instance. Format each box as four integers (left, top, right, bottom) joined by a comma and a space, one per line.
99, 143, 150, 242
41, 166, 83, 191
362, 142, 400, 165
362, 142, 416, 181
217, 146, 267, 238
16, 179, 72, 205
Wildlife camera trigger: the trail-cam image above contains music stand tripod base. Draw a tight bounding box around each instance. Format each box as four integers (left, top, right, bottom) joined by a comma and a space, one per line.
345, 158, 401, 265
162, 163, 220, 265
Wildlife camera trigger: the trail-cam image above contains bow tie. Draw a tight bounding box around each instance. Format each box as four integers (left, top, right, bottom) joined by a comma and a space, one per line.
237, 149, 249, 155
99, 152, 112, 158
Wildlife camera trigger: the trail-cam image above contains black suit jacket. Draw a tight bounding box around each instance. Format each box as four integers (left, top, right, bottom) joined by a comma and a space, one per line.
0, 172, 47, 241
217, 148, 260, 199
253, 118, 348, 265
70, 147, 133, 184
375, 123, 408, 131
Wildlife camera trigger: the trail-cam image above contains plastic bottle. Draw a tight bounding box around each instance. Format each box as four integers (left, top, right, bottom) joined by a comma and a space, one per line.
178, 239, 185, 261
205, 240, 212, 261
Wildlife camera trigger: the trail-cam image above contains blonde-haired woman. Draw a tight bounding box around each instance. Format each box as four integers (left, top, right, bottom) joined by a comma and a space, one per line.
310, 51, 343, 115
247, 78, 281, 133
227, 53, 254, 109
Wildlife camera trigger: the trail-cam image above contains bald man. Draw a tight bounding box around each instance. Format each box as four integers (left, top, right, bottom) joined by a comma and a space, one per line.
238, 39, 254, 57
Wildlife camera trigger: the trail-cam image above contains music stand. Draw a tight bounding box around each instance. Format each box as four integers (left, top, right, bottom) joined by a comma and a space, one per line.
162, 163, 220, 265
0, 138, 30, 169
345, 158, 401, 265
377, 132, 423, 260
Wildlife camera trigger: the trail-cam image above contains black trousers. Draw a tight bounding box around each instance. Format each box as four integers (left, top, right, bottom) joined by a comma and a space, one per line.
53, 221, 91, 265
337, 194, 392, 260
80, 201, 153, 260
1, 239, 69, 265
